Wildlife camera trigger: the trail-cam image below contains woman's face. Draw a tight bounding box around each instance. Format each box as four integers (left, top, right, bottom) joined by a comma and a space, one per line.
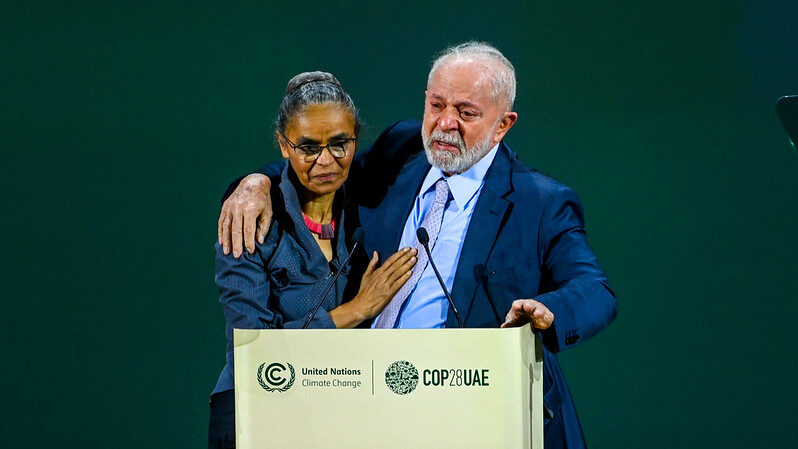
278, 103, 357, 196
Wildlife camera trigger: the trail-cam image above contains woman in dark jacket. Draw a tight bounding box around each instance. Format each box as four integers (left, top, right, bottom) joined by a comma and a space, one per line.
209, 72, 417, 448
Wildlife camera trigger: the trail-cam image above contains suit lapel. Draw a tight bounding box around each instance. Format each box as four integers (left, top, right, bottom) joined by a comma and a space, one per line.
369, 153, 430, 258
447, 144, 513, 327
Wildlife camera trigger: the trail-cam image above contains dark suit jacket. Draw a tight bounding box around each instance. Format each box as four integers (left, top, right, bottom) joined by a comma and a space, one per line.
245, 120, 617, 449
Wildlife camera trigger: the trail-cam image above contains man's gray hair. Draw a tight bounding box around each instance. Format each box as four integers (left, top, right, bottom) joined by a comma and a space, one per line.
427, 41, 516, 110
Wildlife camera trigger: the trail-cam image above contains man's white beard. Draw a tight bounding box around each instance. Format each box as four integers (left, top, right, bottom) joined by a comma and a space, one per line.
422, 127, 496, 174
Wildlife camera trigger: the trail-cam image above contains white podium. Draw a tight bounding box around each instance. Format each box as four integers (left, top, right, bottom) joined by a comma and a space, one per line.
234, 326, 543, 448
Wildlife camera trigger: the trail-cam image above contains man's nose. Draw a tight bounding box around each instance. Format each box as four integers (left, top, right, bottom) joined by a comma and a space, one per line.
437, 108, 460, 132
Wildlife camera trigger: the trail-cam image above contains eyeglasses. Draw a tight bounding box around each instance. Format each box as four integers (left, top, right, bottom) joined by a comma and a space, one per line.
279, 131, 357, 163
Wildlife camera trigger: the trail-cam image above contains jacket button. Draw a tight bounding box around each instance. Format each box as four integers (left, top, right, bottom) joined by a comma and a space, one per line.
565, 335, 579, 345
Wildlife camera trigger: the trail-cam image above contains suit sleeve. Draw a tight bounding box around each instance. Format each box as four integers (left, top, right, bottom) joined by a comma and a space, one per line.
220, 121, 417, 204
535, 187, 617, 352
219, 121, 387, 205
348, 121, 403, 174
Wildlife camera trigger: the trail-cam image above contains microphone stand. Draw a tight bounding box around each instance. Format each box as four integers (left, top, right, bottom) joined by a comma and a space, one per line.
302, 228, 364, 329
417, 227, 464, 328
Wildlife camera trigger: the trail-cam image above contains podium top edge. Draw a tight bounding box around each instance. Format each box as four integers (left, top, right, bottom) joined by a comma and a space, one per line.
233, 326, 534, 335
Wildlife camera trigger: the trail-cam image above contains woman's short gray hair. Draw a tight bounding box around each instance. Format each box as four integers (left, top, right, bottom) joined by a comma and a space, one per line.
427, 41, 516, 110
276, 71, 361, 135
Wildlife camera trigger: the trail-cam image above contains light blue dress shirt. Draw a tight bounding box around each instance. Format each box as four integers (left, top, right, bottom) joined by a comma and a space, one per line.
373, 144, 499, 329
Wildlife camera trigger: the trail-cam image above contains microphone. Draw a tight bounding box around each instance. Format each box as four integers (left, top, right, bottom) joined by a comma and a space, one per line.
302, 227, 365, 329
417, 227, 464, 328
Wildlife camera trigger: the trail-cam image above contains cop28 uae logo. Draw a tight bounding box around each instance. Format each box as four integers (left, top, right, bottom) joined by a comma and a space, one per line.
384, 360, 419, 395
257, 362, 295, 392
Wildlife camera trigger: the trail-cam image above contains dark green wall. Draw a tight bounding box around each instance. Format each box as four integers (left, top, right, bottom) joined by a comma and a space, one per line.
2, 1, 796, 447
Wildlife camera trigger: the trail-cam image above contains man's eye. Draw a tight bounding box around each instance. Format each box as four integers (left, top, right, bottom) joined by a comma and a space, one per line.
461, 110, 477, 118
430, 102, 443, 109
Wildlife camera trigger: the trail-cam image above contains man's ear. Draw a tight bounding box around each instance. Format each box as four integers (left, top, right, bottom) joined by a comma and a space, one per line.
493, 111, 518, 143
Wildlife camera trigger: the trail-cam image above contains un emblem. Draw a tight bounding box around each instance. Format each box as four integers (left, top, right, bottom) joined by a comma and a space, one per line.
257, 362, 296, 392
384, 360, 419, 395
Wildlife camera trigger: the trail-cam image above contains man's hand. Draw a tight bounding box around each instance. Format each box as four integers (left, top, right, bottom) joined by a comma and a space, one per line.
501, 299, 555, 329
218, 174, 273, 258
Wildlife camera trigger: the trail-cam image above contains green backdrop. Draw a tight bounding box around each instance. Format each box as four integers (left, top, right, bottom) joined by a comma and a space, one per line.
2, 1, 796, 447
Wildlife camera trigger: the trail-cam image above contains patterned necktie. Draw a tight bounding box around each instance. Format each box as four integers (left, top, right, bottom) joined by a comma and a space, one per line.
375, 178, 450, 328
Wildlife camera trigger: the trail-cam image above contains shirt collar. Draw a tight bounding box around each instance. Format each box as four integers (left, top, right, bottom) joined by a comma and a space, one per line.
419, 143, 500, 209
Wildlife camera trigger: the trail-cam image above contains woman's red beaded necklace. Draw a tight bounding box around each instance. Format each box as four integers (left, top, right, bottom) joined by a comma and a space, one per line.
303, 213, 335, 239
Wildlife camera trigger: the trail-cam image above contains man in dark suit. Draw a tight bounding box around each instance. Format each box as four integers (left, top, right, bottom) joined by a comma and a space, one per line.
217, 42, 616, 449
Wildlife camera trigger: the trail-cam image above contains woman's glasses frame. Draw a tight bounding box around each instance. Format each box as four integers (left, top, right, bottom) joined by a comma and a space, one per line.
279, 131, 357, 163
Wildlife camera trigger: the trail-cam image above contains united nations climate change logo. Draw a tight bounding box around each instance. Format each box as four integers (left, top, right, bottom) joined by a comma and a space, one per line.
257, 362, 295, 392
384, 360, 419, 395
